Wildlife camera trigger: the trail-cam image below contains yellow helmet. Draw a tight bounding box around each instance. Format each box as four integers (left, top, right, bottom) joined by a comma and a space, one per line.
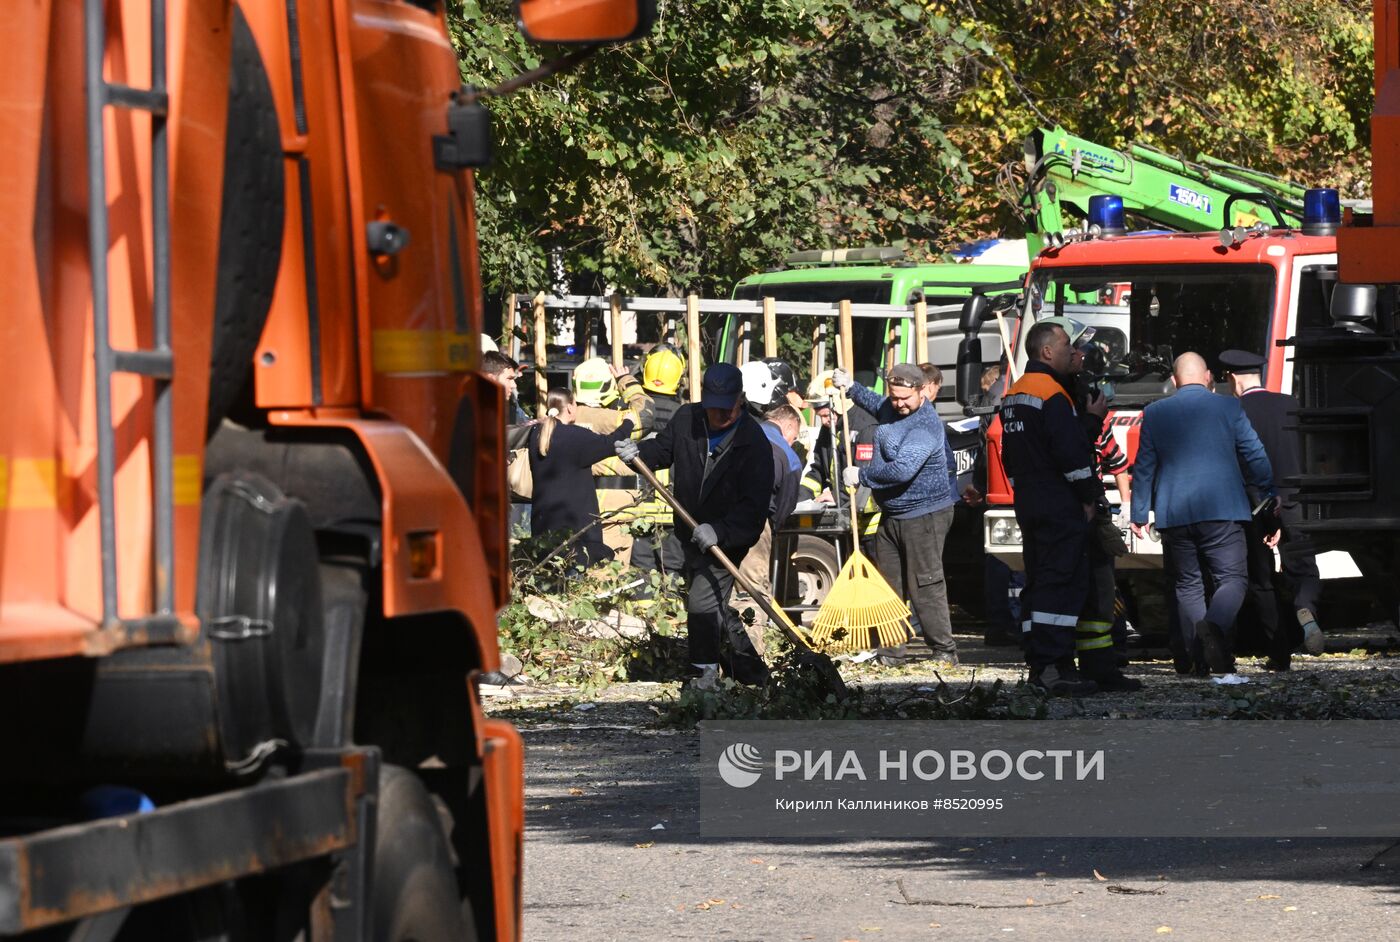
572, 357, 617, 406
642, 344, 686, 396
806, 370, 851, 414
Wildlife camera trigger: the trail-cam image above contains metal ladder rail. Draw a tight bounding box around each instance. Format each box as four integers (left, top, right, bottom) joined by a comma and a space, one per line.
84, 0, 175, 627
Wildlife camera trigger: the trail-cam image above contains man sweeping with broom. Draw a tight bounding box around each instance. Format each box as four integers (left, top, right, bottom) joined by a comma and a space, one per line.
831, 364, 959, 667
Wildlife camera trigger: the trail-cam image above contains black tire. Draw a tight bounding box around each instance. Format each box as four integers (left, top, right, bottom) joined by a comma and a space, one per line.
787, 535, 841, 607
371, 766, 476, 942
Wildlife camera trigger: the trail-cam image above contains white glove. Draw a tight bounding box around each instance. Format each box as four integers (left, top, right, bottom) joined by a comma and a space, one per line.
842, 465, 861, 489
831, 368, 852, 391
614, 439, 640, 464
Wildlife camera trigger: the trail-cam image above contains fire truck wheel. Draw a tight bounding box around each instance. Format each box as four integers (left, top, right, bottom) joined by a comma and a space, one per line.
372, 766, 477, 942
789, 535, 840, 607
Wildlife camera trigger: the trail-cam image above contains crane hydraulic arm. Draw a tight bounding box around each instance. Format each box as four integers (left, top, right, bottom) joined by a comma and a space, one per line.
1022, 125, 1308, 256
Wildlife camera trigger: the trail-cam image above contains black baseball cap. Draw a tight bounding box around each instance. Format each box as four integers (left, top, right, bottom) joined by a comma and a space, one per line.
700, 363, 744, 409
1218, 349, 1266, 373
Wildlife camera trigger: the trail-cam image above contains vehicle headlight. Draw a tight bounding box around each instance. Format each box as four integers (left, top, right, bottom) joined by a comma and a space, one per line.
989, 519, 1023, 545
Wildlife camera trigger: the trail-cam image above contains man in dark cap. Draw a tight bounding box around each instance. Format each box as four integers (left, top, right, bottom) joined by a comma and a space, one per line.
1220, 349, 1324, 668
616, 363, 775, 688
831, 362, 958, 665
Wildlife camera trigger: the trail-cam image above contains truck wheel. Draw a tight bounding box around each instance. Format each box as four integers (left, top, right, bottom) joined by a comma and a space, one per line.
789, 535, 840, 607
372, 766, 476, 942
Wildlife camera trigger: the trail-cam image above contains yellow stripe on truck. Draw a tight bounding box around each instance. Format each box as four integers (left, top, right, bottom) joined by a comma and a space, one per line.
372, 329, 473, 374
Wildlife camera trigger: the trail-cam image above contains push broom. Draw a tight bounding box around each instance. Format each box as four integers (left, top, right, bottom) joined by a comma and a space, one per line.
808, 313, 916, 652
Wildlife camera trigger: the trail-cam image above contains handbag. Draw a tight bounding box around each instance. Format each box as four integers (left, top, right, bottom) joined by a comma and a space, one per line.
506, 430, 534, 500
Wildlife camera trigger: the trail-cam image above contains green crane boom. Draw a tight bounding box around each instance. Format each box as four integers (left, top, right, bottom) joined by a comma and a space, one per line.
1022, 126, 1309, 258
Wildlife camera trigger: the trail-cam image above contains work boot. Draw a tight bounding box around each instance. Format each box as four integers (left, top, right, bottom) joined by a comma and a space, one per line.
1031, 664, 1099, 697
1088, 671, 1143, 692
1298, 608, 1325, 655
1195, 619, 1232, 674
1079, 649, 1142, 692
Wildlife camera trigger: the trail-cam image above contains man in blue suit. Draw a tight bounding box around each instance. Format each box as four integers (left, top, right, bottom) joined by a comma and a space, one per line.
1129, 353, 1278, 674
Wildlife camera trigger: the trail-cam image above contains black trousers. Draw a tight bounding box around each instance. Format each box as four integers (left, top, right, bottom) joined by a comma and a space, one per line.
1015, 484, 1089, 671
681, 543, 763, 666
1076, 534, 1119, 678
874, 506, 956, 657
1161, 520, 1247, 669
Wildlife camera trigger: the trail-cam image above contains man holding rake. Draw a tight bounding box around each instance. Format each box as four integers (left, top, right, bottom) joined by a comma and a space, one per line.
831, 364, 958, 666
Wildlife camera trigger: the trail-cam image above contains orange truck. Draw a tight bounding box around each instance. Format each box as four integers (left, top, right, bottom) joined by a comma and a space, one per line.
0, 0, 649, 938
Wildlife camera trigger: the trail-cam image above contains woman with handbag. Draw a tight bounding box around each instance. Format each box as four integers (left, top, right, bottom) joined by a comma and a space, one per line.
529, 388, 635, 568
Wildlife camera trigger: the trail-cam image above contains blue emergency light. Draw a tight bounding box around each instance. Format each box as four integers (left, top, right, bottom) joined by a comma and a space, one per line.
1087, 195, 1127, 236
1302, 187, 1340, 235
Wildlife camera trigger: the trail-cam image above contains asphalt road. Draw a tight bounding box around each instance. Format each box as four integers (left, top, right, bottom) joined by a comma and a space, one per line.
497, 626, 1400, 941
518, 720, 1400, 941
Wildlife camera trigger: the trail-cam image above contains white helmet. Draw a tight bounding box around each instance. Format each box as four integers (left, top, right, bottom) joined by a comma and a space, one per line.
741, 361, 779, 412
480, 333, 499, 353
572, 357, 617, 407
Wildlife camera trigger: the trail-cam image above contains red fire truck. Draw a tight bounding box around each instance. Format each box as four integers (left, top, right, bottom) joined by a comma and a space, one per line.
960, 194, 1365, 591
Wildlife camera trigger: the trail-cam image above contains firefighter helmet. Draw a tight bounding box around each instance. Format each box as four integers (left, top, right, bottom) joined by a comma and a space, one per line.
642, 344, 686, 395
807, 370, 851, 414
741, 358, 797, 411
572, 357, 617, 407
761, 358, 797, 404
740, 361, 778, 411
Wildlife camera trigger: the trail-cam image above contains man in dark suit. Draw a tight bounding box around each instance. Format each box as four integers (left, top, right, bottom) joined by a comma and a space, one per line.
1220, 349, 1324, 668
617, 364, 775, 689
1130, 353, 1278, 675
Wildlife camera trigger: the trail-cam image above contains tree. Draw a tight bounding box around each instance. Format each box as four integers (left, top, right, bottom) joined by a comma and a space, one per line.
451, 0, 1372, 298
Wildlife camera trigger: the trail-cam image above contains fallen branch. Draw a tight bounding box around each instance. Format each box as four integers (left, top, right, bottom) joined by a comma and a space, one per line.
1106, 884, 1166, 896
895, 878, 1071, 909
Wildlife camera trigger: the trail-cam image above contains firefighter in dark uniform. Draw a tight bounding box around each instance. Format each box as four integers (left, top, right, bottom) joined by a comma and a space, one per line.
1220, 348, 1325, 668
1000, 321, 1104, 696
1038, 317, 1141, 691
629, 344, 688, 580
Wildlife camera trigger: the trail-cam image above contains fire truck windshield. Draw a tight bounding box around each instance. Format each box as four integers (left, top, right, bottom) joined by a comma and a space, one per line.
1031, 263, 1276, 404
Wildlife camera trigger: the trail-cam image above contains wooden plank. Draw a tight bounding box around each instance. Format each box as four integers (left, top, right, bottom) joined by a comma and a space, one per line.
533, 292, 548, 417
838, 300, 854, 375
610, 294, 624, 370
763, 296, 778, 358
737, 316, 750, 365
913, 298, 929, 364
577, 307, 594, 359
809, 318, 823, 383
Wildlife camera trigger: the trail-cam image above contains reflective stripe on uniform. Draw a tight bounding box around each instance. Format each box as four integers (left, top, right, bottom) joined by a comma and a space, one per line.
1031, 611, 1079, 626
1021, 619, 1033, 634
1063, 466, 1093, 482
1075, 619, 1113, 651
1002, 393, 1044, 410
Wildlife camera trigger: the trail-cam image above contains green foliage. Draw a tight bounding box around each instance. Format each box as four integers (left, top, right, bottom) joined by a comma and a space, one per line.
452, 0, 986, 296
451, 0, 1372, 299
664, 654, 1049, 725
498, 531, 688, 695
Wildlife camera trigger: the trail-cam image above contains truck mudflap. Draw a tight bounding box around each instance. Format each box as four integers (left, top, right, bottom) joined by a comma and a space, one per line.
481, 719, 524, 942
0, 751, 374, 934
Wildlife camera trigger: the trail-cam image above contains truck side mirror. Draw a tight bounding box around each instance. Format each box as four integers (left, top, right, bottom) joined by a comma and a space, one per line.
956, 336, 984, 409
958, 294, 990, 334
516, 0, 656, 44
1331, 283, 1378, 333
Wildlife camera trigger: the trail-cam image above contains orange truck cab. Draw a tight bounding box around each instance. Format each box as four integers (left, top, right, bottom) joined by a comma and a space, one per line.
970, 197, 1364, 587
0, 0, 650, 938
